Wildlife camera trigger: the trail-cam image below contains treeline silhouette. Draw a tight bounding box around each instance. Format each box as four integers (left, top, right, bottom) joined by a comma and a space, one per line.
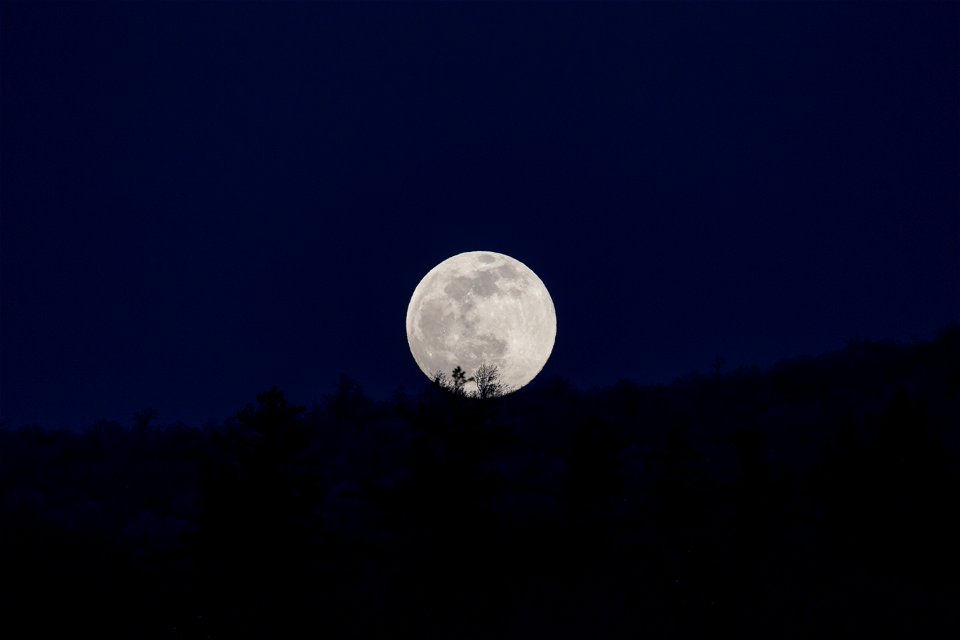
433, 363, 508, 398
1, 327, 959, 638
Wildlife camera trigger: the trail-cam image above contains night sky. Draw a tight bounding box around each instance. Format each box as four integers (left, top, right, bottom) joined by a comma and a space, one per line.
1, 3, 957, 429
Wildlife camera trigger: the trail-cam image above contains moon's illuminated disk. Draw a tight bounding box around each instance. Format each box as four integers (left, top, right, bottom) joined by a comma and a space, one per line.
406, 251, 556, 395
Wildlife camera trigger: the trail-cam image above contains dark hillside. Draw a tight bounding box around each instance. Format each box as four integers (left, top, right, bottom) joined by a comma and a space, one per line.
2, 327, 958, 638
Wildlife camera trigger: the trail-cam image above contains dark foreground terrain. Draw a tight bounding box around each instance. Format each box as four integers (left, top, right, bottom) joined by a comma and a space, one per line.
2, 328, 959, 638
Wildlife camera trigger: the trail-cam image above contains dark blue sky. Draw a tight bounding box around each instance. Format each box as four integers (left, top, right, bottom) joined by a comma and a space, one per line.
1, 3, 957, 429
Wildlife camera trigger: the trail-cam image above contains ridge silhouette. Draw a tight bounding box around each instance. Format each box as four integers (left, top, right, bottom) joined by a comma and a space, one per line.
1, 326, 958, 638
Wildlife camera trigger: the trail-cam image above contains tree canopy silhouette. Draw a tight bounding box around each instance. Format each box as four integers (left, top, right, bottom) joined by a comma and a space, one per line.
2, 326, 958, 638
432, 363, 508, 399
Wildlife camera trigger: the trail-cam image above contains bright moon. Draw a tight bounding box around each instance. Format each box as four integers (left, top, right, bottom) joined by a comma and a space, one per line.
406, 251, 557, 395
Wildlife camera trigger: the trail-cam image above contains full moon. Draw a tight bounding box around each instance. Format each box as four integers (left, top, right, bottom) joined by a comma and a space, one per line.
406, 251, 556, 395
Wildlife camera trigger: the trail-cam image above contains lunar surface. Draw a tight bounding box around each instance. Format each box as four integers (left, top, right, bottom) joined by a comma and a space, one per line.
406, 251, 556, 395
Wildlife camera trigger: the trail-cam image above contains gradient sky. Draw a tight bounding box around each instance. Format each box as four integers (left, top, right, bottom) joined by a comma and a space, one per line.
1, 3, 957, 429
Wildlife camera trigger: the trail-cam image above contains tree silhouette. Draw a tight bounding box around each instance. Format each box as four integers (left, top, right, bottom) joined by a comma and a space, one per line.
133, 408, 157, 433
432, 363, 508, 399
198, 387, 321, 635
473, 362, 506, 399
450, 365, 469, 396
432, 366, 468, 396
